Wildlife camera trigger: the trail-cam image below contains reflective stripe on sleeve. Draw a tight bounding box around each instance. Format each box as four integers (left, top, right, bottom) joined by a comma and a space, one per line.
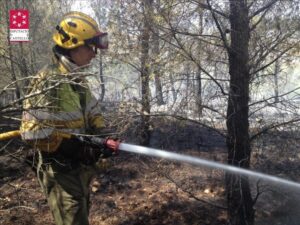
22, 110, 83, 121
21, 128, 85, 140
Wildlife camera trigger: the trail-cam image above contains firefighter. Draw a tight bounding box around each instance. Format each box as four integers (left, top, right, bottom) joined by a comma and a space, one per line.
20, 11, 116, 225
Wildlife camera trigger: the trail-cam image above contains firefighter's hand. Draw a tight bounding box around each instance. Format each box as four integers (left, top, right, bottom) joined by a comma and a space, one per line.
74, 135, 120, 159
103, 137, 120, 154
98, 137, 120, 158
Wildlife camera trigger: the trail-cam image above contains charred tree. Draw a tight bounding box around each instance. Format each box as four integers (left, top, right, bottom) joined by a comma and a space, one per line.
153, 31, 164, 105
195, 7, 203, 117
274, 59, 280, 104
226, 0, 254, 225
139, 0, 152, 146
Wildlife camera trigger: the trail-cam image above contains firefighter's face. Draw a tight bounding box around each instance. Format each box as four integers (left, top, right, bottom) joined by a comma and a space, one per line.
70, 45, 96, 66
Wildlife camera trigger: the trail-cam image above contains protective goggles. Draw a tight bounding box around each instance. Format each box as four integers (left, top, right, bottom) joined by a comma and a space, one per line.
84, 32, 108, 49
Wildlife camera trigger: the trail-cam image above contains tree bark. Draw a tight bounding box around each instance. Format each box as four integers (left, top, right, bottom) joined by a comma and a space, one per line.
195, 68, 202, 117
195, 7, 203, 117
185, 65, 190, 112
139, 0, 152, 146
226, 0, 254, 224
274, 60, 279, 104
169, 73, 177, 103
153, 31, 164, 105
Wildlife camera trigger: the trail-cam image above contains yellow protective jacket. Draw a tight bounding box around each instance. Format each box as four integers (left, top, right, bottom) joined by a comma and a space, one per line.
20, 57, 104, 152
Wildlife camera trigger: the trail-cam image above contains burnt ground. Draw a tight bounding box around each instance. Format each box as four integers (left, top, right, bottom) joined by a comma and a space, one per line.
1, 118, 300, 225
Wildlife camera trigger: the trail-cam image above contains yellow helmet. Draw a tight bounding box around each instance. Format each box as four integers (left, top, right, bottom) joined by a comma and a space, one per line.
53, 11, 108, 49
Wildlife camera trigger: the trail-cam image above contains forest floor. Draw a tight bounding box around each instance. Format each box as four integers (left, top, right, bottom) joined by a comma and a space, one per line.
1, 118, 300, 225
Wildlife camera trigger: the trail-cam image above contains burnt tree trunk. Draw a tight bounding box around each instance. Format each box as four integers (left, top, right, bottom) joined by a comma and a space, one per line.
153, 31, 164, 105
274, 60, 279, 104
195, 7, 203, 117
139, 0, 152, 146
195, 68, 202, 117
151, 0, 164, 105
226, 0, 254, 224
169, 73, 177, 103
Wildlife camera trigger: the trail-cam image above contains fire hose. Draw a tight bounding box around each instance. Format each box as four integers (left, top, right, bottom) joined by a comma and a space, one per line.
0, 130, 120, 153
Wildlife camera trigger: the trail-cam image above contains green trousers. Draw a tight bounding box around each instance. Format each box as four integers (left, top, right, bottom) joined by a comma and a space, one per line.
37, 155, 96, 225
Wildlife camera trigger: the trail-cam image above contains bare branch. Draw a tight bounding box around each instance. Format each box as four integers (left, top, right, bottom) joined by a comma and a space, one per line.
206, 0, 231, 52
191, 0, 229, 18
250, 117, 300, 141
250, 0, 280, 19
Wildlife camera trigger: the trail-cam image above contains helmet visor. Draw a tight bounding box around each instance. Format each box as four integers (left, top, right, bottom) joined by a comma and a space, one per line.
85, 33, 108, 49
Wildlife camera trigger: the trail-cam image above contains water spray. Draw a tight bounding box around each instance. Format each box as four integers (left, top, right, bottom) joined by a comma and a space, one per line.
118, 142, 300, 190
